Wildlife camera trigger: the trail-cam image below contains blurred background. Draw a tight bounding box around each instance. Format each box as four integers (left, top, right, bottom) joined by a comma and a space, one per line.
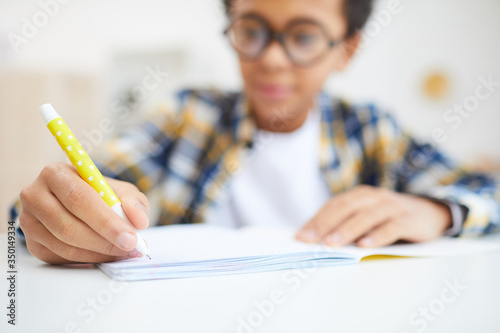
1, 0, 500, 232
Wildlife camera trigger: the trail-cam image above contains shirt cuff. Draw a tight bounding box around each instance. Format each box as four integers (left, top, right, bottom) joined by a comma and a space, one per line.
431, 199, 468, 237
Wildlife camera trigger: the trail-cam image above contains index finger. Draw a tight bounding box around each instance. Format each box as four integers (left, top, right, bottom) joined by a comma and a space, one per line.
42, 163, 138, 251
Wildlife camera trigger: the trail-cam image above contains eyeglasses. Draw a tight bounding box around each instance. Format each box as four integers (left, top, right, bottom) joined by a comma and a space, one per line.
224, 14, 341, 67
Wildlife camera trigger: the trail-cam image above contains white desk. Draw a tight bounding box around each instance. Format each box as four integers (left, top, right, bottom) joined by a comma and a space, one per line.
1, 234, 500, 333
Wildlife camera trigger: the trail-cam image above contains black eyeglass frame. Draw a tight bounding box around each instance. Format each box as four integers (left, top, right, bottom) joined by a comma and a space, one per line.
223, 13, 342, 67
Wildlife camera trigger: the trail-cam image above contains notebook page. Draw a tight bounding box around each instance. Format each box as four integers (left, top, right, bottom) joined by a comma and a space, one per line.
102, 224, 329, 270
100, 224, 500, 275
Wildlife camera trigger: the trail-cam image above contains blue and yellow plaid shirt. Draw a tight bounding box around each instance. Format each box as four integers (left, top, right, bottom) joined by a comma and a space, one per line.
11, 89, 500, 236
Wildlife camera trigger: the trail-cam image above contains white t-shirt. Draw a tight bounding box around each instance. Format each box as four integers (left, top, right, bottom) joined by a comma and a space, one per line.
204, 108, 331, 229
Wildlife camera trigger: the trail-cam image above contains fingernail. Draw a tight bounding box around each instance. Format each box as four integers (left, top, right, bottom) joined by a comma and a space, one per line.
299, 229, 318, 243
118, 232, 136, 250
328, 233, 342, 246
135, 202, 149, 216
129, 249, 143, 258
359, 237, 373, 247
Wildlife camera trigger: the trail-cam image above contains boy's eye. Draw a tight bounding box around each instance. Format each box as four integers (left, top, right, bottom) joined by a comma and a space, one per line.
288, 33, 323, 52
287, 23, 325, 51
292, 33, 317, 46
244, 28, 264, 40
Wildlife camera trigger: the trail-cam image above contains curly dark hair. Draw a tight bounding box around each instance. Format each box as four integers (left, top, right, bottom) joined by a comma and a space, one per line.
222, 0, 373, 38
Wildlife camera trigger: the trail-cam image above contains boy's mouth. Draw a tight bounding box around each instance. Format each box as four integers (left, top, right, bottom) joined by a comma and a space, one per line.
255, 83, 292, 101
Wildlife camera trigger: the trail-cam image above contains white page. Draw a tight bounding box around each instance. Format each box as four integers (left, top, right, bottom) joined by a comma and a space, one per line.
100, 224, 500, 273
102, 224, 328, 270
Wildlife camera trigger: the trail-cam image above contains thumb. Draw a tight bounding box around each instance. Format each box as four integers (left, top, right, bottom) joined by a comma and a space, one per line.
107, 178, 150, 230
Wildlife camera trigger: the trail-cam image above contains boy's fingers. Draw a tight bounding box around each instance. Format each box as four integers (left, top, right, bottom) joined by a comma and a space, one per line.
324, 203, 403, 246
25, 236, 72, 265
120, 197, 150, 230
107, 178, 150, 211
42, 163, 138, 251
25, 198, 131, 257
357, 220, 402, 248
296, 186, 381, 243
108, 178, 150, 230
27, 219, 133, 263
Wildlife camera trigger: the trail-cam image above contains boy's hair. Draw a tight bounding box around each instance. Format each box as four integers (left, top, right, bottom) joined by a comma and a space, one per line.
222, 0, 373, 39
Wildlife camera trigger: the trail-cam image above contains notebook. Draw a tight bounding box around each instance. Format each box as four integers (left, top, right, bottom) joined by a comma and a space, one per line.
97, 224, 500, 281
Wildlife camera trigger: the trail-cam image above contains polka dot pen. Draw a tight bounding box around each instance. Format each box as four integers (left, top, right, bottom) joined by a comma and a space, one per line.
39, 104, 151, 260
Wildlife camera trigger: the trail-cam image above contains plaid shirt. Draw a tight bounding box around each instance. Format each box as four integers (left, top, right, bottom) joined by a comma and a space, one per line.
11, 89, 500, 236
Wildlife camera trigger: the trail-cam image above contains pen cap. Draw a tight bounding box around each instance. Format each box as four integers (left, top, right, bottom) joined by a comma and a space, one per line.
39, 104, 60, 124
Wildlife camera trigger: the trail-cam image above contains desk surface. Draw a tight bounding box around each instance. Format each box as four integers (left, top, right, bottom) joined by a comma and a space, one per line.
1, 233, 500, 333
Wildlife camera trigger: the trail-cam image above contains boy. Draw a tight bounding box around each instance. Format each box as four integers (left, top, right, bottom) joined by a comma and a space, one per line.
14, 0, 500, 264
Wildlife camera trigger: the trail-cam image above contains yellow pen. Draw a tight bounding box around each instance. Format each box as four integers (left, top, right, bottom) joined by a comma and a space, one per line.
39, 104, 151, 260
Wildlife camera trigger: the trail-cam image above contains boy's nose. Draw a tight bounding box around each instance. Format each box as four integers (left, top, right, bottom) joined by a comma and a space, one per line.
258, 40, 292, 71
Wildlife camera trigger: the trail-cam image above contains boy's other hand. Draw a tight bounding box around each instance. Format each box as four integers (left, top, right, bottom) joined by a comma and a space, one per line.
19, 162, 150, 265
296, 185, 452, 248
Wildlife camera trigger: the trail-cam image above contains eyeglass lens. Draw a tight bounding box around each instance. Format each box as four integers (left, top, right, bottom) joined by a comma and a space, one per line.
226, 16, 332, 65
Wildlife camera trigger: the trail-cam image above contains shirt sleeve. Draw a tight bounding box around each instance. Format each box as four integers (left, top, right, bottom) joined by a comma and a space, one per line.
365, 109, 500, 237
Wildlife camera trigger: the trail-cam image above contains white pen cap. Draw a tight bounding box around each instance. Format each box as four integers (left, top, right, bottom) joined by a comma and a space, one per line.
39, 104, 60, 124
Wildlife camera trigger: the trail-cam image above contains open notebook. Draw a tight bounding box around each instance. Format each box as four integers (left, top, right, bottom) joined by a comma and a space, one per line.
97, 224, 500, 281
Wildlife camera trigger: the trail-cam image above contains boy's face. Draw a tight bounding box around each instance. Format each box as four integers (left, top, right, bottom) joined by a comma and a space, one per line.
231, 0, 359, 132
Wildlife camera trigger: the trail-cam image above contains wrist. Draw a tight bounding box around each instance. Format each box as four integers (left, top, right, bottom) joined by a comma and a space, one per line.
425, 197, 467, 237
432, 201, 453, 231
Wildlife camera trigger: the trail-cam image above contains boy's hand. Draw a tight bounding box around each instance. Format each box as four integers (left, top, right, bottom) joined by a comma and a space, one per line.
296, 185, 452, 248
19, 162, 150, 265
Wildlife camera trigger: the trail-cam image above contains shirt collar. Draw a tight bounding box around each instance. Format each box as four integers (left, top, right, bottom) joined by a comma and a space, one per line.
232, 90, 335, 146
